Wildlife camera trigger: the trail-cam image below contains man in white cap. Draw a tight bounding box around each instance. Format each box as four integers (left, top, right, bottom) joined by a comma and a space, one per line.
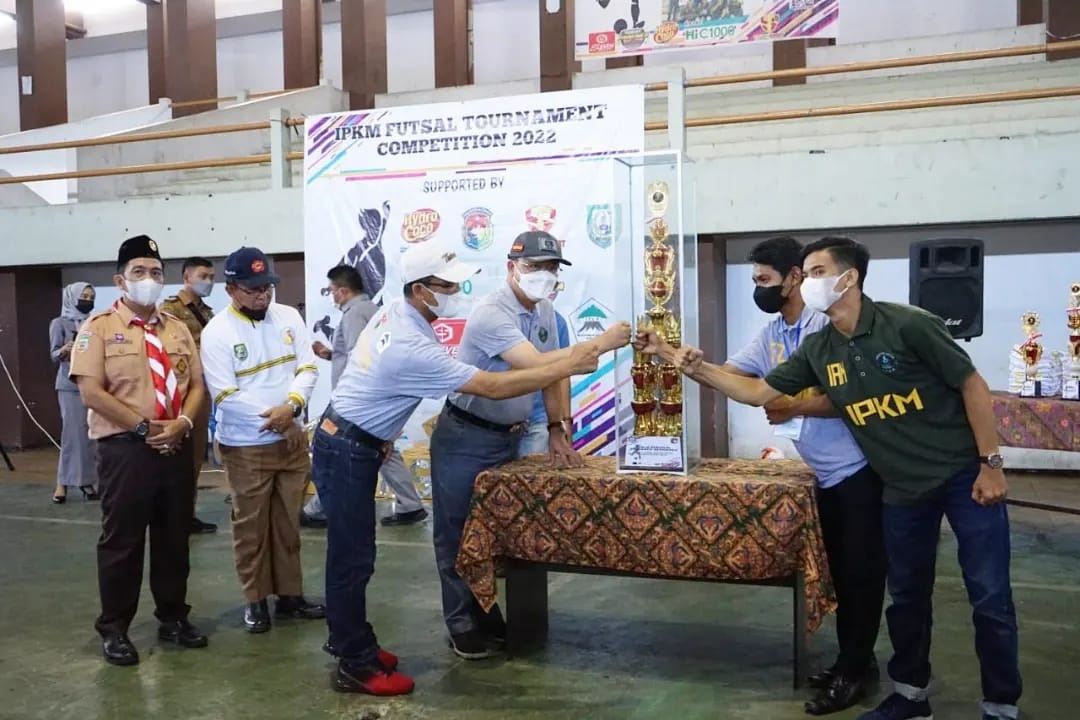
310, 240, 603, 696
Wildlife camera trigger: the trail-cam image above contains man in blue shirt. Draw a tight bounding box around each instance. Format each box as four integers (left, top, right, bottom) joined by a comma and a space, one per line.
724, 237, 887, 715
519, 305, 571, 457
310, 240, 601, 696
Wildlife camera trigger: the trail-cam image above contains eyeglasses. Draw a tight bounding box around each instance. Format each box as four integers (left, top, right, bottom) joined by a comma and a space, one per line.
236, 285, 274, 298
425, 280, 459, 292
518, 260, 561, 274
127, 266, 164, 282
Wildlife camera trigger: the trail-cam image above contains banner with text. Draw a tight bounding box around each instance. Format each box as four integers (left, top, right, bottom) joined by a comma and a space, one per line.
303, 86, 645, 491
576, 0, 838, 60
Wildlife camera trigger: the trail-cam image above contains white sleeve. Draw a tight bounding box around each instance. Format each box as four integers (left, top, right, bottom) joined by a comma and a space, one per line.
200, 318, 268, 423
286, 307, 318, 407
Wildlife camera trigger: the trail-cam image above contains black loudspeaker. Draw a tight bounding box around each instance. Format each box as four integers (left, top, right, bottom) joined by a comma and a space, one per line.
908, 238, 984, 341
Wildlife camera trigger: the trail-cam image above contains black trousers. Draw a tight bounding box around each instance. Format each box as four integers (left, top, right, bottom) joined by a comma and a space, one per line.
94, 435, 194, 637
816, 464, 888, 677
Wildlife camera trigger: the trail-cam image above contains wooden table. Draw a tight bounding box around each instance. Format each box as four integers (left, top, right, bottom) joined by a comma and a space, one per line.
456, 456, 836, 688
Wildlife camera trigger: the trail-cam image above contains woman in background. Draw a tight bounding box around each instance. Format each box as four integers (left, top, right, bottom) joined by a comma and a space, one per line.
49, 282, 99, 504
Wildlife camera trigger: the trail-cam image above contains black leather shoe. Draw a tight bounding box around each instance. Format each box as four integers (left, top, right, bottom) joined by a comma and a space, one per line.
275, 595, 326, 620
300, 513, 328, 529
190, 517, 217, 534
808, 655, 878, 689
157, 620, 209, 648
380, 508, 429, 526
804, 674, 871, 716
244, 600, 271, 633
322, 639, 339, 657
102, 634, 139, 666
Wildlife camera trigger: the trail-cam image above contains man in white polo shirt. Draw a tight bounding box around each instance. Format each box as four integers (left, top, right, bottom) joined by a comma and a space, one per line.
200, 247, 325, 634
310, 239, 602, 696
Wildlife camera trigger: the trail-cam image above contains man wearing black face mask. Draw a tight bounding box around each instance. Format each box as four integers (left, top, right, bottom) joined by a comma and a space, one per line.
199, 247, 325, 633
714, 236, 888, 715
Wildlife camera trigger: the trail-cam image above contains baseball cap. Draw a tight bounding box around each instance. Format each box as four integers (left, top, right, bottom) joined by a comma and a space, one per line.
507, 231, 572, 266
223, 247, 280, 287
400, 242, 481, 285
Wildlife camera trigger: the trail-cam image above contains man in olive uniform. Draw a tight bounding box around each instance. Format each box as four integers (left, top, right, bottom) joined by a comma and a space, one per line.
161, 256, 218, 534
70, 235, 210, 667
637, 236, 1020, 720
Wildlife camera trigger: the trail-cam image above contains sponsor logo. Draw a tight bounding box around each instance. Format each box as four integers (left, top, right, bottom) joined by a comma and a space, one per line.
525, 205, 557, 233
760, 12, 780, 36
462, 208, 494, 251
432, 318, 467, 358
251, 259, 267, 273
233, 343, 248, 361
401, 208, 441, 243
619, 28, 648, 50
654, 21, 679, 44
588, 31, 617, 54
875, 351, 897, 374
572, 298, 613, 342
282, 328, 295, 346
586, 204, 620, 249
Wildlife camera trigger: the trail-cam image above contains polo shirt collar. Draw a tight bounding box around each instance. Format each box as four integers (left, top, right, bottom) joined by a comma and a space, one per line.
499, 283, 538, 317
339, 296, 360, 314
829, 295, 877, 345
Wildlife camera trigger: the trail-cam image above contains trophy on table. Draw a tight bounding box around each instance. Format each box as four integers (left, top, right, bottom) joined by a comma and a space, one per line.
1018, 311, 1044, 398
626, 180, 684, 466
1064, 283, 1080, 401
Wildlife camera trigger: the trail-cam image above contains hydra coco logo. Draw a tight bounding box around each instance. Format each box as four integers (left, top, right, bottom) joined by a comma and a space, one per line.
401, 209, 441, 243
572, 298, 613, 342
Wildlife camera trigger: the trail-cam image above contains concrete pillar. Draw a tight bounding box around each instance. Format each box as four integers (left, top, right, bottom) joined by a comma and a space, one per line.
434, 0, 472, 87
341, 0, 388, 110
164, 0, 220, 117
283, 0, 322, 89
1048, 0, 1080, 61
147, 1, 167, 104
15, 0, 68, 130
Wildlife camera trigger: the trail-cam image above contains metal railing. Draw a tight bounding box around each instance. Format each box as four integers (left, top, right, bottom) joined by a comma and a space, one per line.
1, 39, 1078, 190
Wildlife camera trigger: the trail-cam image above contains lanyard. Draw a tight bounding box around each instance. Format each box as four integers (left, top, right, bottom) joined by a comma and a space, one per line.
781, 321, 802, 361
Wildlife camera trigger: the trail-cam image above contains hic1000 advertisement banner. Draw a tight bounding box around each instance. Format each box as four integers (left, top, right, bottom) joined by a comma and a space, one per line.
303, 86, 645, 488
576, 0, 839, 60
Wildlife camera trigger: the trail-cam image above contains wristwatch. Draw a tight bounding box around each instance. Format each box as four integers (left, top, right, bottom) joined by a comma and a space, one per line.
979, 452, 1005, 470
286, 399, 303, 418
134, 419, 151, 439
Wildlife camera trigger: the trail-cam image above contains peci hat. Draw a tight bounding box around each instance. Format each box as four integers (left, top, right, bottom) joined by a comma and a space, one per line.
400, 241, 481, 285
223, 247, 281, 287
117, 234, 162, 268
507, 231, 571, 266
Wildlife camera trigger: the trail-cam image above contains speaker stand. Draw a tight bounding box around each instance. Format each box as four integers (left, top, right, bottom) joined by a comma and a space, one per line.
0, 442, 14, 472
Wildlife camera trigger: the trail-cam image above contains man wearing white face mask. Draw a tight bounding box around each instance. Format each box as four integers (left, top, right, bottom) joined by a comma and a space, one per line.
70, 235, 209, 666
637, 236, 1020, 720
162, 257, 218, 535
429, 231, 632, 660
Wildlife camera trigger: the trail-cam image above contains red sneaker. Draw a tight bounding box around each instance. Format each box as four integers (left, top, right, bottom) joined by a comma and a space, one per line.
377, 648, 399, 670
333, 662, 415, 696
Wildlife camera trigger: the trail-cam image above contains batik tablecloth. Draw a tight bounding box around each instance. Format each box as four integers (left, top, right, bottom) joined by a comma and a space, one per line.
992, 391, 1080, 452
456, 455, 836, 634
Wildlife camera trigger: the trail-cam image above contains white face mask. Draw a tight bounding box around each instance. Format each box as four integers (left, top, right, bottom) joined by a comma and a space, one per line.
800, 270, 851, 313
516, 269, 558, 302
125, 278, 164, 307
425, 289, 464, 318
191, 279, 214, 298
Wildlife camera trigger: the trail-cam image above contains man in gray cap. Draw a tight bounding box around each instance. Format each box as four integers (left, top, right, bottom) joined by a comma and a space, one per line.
428, 230, 631, 660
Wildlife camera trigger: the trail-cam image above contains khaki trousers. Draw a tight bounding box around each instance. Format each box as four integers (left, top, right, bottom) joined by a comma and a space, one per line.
220, 439, 309, 603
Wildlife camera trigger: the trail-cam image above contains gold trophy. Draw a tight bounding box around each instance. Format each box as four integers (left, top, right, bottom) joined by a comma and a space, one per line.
1018, 311, 1044, 397
631, 316, 658, 436
1064, 283, 1080, 400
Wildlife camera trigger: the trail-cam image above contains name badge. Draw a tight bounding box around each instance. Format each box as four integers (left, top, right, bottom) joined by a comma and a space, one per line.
773, 417, 804, 442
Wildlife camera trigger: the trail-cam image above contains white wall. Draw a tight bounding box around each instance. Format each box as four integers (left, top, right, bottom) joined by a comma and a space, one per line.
0, 0, 1021, 136
725, 252, 1080, 471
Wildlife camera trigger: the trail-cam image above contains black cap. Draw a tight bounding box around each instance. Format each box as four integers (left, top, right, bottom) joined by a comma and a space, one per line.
507, 231, 571, 266
118, 234, 162, 268
224, 247, 280, 287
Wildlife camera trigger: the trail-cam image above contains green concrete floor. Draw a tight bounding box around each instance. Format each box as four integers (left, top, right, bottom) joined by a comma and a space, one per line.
1, 455, 1078, 720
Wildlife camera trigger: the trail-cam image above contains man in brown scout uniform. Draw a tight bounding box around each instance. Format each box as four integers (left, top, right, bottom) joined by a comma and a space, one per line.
160, 256, 218, 534
70, 235, 210, 666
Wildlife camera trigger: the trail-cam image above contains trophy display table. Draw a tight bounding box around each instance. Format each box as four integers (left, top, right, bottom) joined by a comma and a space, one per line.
455, 456, 836, 688
992, 391, 1080, 452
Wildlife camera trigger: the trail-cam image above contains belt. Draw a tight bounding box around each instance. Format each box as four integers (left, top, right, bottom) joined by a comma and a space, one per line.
98, 432, 143, 443
444, 401, 523, 434
320, 406, 391, 453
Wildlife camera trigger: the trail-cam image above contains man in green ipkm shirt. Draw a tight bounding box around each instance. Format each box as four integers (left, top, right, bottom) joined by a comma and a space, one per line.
636, 237, 1020, 720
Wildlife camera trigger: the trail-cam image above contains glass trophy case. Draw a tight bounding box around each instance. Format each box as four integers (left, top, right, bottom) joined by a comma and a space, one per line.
611, 151, 701, 476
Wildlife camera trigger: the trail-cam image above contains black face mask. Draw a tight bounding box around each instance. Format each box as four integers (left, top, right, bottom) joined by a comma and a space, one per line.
753, 284, 787, 314
238, 306, 267, 322
75, 300, 95, 315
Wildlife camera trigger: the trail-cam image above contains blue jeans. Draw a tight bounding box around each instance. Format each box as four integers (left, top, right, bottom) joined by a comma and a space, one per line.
883, 462, 1021, 712
517, 421, 549, 458
429, 406, 520, 634
310, 426, 381, 666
